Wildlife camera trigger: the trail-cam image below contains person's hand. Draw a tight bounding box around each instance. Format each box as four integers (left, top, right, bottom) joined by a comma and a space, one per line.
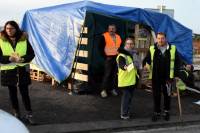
9, 56, 16, 62
185, 64, 192, 71
9, 52, 22, 63
16, 57, 24, 63
11, 52, 19, 58
14, 56, 21, 63
124, 65, 127, 70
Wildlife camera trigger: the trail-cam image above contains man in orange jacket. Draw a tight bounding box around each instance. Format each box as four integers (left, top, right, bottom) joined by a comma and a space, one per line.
99, 24, 122, 98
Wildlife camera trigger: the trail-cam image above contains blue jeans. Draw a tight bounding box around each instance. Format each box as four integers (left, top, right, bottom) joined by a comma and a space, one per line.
120, 86, 135, 116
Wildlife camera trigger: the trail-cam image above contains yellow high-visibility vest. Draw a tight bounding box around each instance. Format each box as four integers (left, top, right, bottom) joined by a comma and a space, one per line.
116, 53, 138, 87
149, 45, 176, 79
0, 39, 27, 70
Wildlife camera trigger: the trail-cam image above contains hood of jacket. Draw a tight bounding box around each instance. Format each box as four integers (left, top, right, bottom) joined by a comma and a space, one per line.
118, 47, 133, 59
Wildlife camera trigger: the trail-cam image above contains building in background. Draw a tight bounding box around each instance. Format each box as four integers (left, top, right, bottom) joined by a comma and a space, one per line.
193, 34, 200, 55
0, 26, 3, 31
193, 34, 200, 70
145, 5, 174, 18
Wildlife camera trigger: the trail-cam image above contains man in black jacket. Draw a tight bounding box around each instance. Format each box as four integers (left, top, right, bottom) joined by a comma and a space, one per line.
143, 32, 181, 121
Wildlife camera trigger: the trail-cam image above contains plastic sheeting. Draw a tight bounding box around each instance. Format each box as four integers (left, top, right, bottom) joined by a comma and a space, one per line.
21, 1, 192, 82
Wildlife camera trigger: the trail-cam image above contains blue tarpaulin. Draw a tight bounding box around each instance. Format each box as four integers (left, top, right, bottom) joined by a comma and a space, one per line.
21, 1, 192, 82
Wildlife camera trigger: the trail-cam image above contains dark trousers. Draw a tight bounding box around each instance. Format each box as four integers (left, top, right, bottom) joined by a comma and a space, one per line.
120, 86, 135, 116
8, 85, 32, 112
101, 57, 117, 91
152, 79, 171, 113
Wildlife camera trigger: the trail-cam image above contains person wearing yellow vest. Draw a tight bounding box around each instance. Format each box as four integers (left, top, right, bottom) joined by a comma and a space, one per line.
179, 64, 196, 89
0, 21, 35, 124
143, 32, 181, 122
116, 38, 138, 120
99, 24, 122, 98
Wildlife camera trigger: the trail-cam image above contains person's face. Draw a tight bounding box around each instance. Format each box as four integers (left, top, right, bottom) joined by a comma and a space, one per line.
108, 25, 116, 35
124, 39, 134, 50
156, 34, 166, 47
6, 24, 16, 37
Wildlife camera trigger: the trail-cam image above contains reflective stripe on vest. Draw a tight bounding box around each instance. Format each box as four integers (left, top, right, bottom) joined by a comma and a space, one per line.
149, 45, 176, 79
116, 53, 137, 87
0, 39, 27, 70
179, 70, 189, 77
103, 32, 121, 56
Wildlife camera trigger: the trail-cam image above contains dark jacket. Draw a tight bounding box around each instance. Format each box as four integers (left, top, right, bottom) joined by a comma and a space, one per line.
98, 35, 106, 59
117, 48, 133, 70
0, 33, 35, 86
143, 43, 181, 82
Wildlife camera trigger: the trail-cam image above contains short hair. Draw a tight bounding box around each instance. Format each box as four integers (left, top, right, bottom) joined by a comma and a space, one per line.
125, 37, 135, 43
157, 32, 166, 37
108, 24, 116, 28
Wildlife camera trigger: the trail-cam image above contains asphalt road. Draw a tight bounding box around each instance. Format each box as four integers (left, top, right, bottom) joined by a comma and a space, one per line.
0, 80, 200, 125
116, 124, 200, 133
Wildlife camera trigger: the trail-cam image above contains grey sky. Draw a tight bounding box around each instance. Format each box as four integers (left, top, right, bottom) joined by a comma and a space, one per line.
0, 0, 199, 33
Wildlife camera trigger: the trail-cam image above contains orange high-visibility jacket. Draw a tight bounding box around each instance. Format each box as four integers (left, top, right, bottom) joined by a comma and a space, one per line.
103, 32, 122, 56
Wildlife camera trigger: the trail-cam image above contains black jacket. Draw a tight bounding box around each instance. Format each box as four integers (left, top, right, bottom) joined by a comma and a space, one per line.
98, 35, 106, 59
117, 48, 133, 70
143, 43, 181, 82
0, 33, 35, 86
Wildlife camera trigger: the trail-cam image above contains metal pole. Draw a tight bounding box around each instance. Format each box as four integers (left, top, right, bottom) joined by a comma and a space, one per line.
160, 0, 164, 13
186, 86, 200, 94
176, 81, 183, 121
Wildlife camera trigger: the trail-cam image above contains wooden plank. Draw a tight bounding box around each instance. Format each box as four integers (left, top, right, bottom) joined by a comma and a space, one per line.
30, 70, 44, 81
72, 72, 88, 82
73, 63, 88, 71
193, 58, 200, 63
82, 27, 88, 34
135, 48, 148, 52
76, 50, 88, 57
30, 64, 43, 71
138, 38, 148, 41
51, 79, 56, 86
193, 54, 200, 58
80, 37, 88, 45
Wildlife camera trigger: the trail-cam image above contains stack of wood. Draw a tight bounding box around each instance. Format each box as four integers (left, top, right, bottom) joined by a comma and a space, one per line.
30, 64, 45, 81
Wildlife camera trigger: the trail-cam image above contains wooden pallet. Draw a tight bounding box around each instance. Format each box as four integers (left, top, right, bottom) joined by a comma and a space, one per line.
30, 69, 45, 81
140, 70, 152, 89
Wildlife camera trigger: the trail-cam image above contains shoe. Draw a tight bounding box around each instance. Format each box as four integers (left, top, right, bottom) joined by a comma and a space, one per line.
120, 115, 130, 120
163, 111, 170, 121
25, 112, 36, 125
101, 90, 108, 98
151, 112, 161, 122
111, 89, 118, 96
13, 113, 21, 119
13, 110, 21, 120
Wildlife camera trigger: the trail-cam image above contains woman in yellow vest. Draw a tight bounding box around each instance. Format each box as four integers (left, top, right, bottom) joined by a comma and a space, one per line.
116, 38, 138, 120
0, 21, 35, 124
